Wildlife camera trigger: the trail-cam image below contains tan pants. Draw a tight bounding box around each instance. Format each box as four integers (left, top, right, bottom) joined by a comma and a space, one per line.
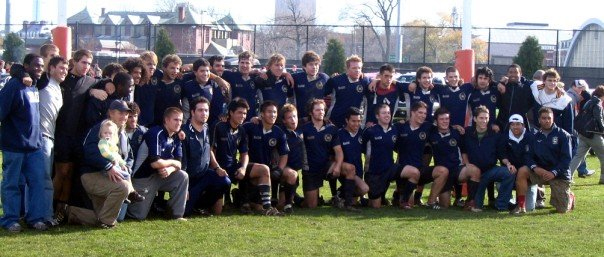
80, 172, 131, 225
529, 171, 572, 213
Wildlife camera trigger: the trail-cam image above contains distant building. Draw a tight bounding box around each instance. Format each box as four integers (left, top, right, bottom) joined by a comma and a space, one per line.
67, 5, 253, 57
563, 19, 604, 68
275, 0, 316, 24
487, 22, 560, 66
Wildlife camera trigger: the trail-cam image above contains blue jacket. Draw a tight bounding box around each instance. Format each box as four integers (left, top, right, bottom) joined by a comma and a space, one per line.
461, 126, 507, 172
505, 129, 533, 168
0, 77, 42, 152
181, 122, 212, 179
525, 124, 573, 181
81, 122, 133, 174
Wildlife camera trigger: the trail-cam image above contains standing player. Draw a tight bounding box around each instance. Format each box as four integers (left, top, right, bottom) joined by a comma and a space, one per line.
255, 54, 290, 108
468, 67, 500, 132
365, 64, 403, 127
181, 58, 230, 122
324, 55, 370, 128
496, 64, 535, 130
400, 66, 438, 123
289, 51, 329, 121
134, 51, 159, 126
362, 104, 399, 209
433, 67, 473, 127
153, 54, 183, 126
222, 51, 260, 122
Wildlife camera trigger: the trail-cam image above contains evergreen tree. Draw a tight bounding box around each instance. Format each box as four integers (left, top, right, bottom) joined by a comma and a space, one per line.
2, 33, 26, 63
513, 36, 544, 78
322, 39, 346, 76
154, 28, 176, 61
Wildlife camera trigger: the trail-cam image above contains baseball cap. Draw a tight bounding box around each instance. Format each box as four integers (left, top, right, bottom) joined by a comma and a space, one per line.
509, 114, 524, 124
574, 79, 588, 88
109, 100, 131, 112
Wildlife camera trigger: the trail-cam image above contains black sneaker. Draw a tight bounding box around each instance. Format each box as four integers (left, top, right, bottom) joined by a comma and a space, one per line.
283, 204, 294, 214
128, 192, 146, 203
30, 221, 48, 231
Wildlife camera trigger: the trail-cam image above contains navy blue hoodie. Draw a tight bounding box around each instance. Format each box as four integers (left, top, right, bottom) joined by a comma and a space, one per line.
0, 77, 42, 152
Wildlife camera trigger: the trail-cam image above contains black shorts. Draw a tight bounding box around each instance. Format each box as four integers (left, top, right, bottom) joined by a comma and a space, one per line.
302, 163, 332, 192
417, 166, 436, 186
54, 134, 82, 163
225, 162, 253, 183
365, 166, 397, 200
443, 165, 464, 192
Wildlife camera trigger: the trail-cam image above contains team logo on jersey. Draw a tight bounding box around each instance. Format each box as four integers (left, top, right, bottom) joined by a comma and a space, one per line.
358, 137, 363, 144
449, 138, 457, 146
250, 81, 255, 89
429, 95, 436, 103
419, 132, 427, 140
324, 134, 333, 142
174, 84, 182, 94
392, 135, 397, 144
269, 138, 277, 147
459, 92, 466, 101
525, 145, 530, 152
151, 77, 158, 85
356, 84, 363, 93
316, 82, 324, 90
490, 95, 497, 103
552, 136, 559, 145
137, 135, 143, 144
282, 85, 288, 93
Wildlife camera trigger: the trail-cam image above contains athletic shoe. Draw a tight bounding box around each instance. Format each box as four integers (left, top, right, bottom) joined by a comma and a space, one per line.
30, 221, 48, 231
510, 206, 526, 215
454, 198, 465, 207
535, 199, 546, 209
44, 219, 60, 228
261, 207, 283, 216
399, 202, 412, 210
99, 223, 115, 229
128, 192, 146, 203
578, 170, 596, 178
283, 204, 294, 214
331, 196, 344, 209
426, 203, 441, 210
463, 200, 481, 212
7, 223, 22, 233
174, 217, 188, 222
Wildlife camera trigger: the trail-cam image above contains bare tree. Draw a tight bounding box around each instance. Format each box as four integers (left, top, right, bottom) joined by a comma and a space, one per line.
273, 0, 318, 58
155, 0, 181, 12
355, 0, 398, 62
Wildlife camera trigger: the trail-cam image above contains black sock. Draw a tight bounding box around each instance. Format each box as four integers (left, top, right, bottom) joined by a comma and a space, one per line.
400, 180, 417, 204
283, 183, 296, 205
487, 182, 495, 203
414, 190, 423, 203
258, 184, 271, 209
271, 183, 279, 201
467, 180, 479, 202
454, 184, 463, 200
239, 181, 250, 205
329, 178, 338, 197
344, 179, 356, 207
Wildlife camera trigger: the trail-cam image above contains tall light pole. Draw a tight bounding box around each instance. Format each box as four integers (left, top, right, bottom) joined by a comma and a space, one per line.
396, 0, 403, 63
5, 0, 11, 33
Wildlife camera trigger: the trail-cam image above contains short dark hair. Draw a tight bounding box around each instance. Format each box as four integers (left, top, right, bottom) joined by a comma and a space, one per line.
40, 44, 59, 58
193, 58, 210, 72
375, 103, 390, 115
73, 49, 93, 62
191, 96, 210, 112
473, 105, 489, 117
411, 101, 428, 112
128, 102, 141, 116
508, 63, 522, 73
102, 63, 126, 78
475, 67, 493, 80
163, 107, 183, 120
260, 100, 278, 113
122, 57, 147, 79
23, 53, 42, 66
113, 72, 133, 88
227, 97, 250, 117
48, 56, 67, 70
345, 107, 362, 121
538, 107, 553, 117
434, 107, 450, 119
593, 85, 604, 98
208, 55, 224, 66
416, 66, 433, 82
379, 64, 395, 74
301, 51, 321, 66
307, 98, 325, 119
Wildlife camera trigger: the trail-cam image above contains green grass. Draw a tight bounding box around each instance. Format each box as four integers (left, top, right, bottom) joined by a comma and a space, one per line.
1, 152, 603, 256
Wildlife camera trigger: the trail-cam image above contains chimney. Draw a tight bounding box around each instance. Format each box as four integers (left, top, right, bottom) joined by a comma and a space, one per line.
101, 8, 106, 16
178, 6, 185, 22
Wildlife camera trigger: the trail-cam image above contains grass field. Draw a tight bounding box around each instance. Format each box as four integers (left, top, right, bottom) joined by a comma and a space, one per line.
1, 152, 603, 256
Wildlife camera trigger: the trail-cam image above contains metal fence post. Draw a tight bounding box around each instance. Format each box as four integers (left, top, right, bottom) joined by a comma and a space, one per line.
555, 29, 560, 68
487, 27, 491, 65
306, 25, 309, 51
423, 26, 427, 63
361, 26, 365, 60
253, 25, 257, 54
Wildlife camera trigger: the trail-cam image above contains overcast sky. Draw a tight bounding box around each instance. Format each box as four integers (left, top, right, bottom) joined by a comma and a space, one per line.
2, 0, 602, 30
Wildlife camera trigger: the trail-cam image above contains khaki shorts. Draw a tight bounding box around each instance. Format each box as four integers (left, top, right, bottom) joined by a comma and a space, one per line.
529, 170, 572, 213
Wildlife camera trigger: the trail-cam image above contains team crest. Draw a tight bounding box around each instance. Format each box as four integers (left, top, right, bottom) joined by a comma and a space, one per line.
459, 92, 466, 101
392, 135, 397, 144
269, 138, 277, 147
324, 134, 333, 142
356, 84, 363, 93
358, 137, 363, 144
316, 82, 324, 90
429, 95, 436, 103
282, 85, 288, 93
552, 136, 559, 145
250, 81, 255, 89
490, 95, 497, 103
173, 84, 181, 94
525, 145, 530, 152
449, 138, 457, 146
151, 77, 158, 85
419, 132, 427, 140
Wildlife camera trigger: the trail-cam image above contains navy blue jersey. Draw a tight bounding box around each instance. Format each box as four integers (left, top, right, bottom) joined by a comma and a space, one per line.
525, 125, 572, 181
362, 125, 397, 174
395, 122, 433, 168
434, 83, 473, 127
134, 79, 159, 126
468, 83, 499, 126
127, 125, 148, 168
256, 75, 290, 108
460, 126, 507, 172
365, 83, 401, 125
242, 122, 289, 166
223, 70, 258, 121
429, 127, 463, 169
300, 122, 341, 172
153, 79, 183, 126
212, 121, 248, 169
338, 128, 364, 177
401, 84, 438, 123
324, 74, 370, 127
181, 79, 227, 128
182, 79, 213, 103
181, 122, 212, 179
505, 129, 533, 168
281, 126, 304, 170
290, 72, 329, 118
0, 78, 42, 152
135, 125, 182, 178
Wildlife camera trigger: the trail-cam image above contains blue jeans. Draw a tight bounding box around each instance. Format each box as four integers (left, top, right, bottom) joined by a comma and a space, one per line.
573, 135, 590, 175
41, 137, 55, 221
185, 171, 231, 216
475, 166, 515, 210
1, 149, 51, 227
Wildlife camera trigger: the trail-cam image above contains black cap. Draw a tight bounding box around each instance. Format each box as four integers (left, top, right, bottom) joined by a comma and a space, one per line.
109, 100, 131, 112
